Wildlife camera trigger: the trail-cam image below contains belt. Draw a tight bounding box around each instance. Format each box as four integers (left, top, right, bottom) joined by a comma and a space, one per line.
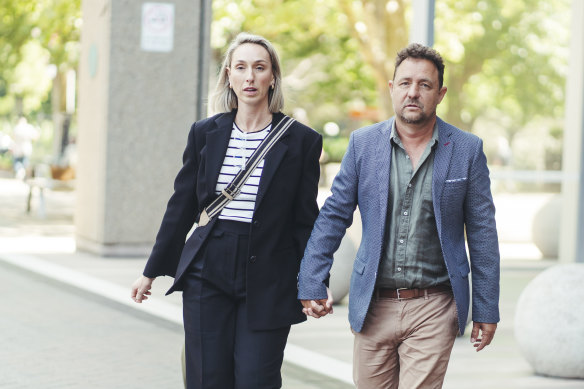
375, 284, 452, 300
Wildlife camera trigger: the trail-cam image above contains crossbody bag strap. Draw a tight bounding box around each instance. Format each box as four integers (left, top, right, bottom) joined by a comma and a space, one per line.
198, 115, 296, 226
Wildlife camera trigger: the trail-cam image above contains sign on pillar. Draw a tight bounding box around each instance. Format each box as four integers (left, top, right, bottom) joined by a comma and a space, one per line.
141, 3, 175, 53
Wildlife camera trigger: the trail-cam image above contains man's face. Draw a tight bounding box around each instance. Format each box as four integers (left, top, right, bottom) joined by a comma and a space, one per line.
389, 58, 447, 126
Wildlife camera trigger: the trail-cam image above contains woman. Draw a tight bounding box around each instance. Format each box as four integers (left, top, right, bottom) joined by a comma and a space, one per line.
130, 32, 322, 389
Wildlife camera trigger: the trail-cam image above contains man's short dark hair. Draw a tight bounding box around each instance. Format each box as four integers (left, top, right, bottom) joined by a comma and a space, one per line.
394, 43, 445, 89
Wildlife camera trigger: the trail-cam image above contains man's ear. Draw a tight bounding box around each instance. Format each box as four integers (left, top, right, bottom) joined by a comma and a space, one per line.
438, 86, 447, 103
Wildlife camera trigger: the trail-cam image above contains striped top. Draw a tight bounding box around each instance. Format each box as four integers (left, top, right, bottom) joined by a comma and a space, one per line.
215, 122, 271, 223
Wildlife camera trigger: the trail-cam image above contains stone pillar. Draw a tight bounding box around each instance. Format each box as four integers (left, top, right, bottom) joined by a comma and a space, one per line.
75, 0, 211, 256
559, 0, 584, 263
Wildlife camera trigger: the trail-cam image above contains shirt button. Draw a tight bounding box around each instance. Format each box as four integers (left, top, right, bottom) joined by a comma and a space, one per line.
249, 256, 257, 263
403, 211, 408, 216
408, 183, 412, 188
406, 155, 410, 159
399, 239, 404, 244
397, 267, 402, 272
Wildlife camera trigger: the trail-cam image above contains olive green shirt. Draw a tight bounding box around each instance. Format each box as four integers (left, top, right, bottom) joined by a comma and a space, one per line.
376, 121, 450, 289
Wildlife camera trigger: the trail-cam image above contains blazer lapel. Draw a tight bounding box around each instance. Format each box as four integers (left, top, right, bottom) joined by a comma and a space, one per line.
432, 118, 454, 229
255, 112, 289, 210
205, 112, 234, 198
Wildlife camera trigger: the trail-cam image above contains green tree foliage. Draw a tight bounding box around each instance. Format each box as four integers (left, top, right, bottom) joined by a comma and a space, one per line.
211, 0, 381, 132
0, 1, 35, 72
0, 0, 36, 112
0, 0, 81, 117
435, 0, 569, 138
434, 0, 569, 171
335, 0, 408, 120
2, 0, 567, 168
211, 0, 569, 152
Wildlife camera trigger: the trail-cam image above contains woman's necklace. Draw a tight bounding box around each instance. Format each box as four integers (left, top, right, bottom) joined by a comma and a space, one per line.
235, 116, 272, 133
233, 120, 271, 171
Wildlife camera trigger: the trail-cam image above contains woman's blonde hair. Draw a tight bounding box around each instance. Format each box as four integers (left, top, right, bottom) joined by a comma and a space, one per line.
212, 32, 284, 113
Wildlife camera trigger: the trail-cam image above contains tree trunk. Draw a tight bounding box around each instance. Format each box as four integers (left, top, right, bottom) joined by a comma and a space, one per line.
339, 0, 408, 121
51, 71, 67, 162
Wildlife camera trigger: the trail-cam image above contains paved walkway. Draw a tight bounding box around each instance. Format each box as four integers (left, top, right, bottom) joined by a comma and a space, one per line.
0, 260, 184, 389
1, 177, 583, 388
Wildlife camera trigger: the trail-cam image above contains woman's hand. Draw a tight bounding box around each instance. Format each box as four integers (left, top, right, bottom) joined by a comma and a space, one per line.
131, 275, 155, 303
300, 287, 334, 318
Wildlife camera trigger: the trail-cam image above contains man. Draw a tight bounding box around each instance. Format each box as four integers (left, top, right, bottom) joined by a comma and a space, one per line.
298, 43, 500, 388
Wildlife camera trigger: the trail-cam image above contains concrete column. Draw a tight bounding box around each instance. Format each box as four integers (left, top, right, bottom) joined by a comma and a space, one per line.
76, 0, 211, 256
559, 0, 584, 263
409, 0, 435, 46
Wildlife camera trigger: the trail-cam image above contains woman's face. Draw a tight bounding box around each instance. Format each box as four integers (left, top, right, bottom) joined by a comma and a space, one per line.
227, 43, 274, 110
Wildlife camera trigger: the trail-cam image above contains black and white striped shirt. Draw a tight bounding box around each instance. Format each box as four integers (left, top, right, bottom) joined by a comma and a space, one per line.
215, 122, 271, 223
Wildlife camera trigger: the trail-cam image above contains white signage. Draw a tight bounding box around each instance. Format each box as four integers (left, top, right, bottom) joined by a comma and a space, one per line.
141, 3, 175, 52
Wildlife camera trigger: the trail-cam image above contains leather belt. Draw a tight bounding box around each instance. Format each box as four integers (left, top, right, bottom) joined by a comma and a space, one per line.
375, 284, 452, 300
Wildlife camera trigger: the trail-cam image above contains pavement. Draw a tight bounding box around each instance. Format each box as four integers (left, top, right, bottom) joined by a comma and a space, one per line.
1, 175, 583, 389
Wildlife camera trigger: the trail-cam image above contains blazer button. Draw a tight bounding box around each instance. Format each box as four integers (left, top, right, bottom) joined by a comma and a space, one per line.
253, 220, 260, 228
249, 255, 257, 263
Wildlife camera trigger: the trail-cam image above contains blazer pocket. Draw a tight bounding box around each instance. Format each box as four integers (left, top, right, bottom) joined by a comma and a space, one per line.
443, 178, 468, 205
444, 178, 468, 190
353, 257, 366, 275
445, 177, 467, 184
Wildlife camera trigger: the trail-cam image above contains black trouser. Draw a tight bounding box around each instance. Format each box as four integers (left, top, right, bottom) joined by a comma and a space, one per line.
182, 220, 291, 389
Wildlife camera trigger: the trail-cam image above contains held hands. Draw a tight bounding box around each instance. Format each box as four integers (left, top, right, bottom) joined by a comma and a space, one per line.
470, 321, 497, 352
131, 275, 155, 303
301, 287, 334, 319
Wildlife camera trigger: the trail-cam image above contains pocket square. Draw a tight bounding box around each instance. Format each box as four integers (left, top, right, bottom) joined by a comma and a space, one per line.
445, 177, 467, 183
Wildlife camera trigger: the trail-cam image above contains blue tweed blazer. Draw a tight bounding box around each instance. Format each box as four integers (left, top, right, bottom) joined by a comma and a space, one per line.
298, 117, 500, 334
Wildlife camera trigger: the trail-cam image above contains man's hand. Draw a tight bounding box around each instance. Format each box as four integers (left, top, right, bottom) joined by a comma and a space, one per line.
470, 322, 497, 351
131, 275, 155, 303
301, 287, 334, 318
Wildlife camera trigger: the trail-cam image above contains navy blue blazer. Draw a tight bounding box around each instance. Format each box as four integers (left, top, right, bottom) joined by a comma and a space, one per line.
298, 117, 500, 335
144, 110, 322, 330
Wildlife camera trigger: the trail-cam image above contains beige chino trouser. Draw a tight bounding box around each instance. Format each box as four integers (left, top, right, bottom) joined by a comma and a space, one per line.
353, 291, 459, 389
